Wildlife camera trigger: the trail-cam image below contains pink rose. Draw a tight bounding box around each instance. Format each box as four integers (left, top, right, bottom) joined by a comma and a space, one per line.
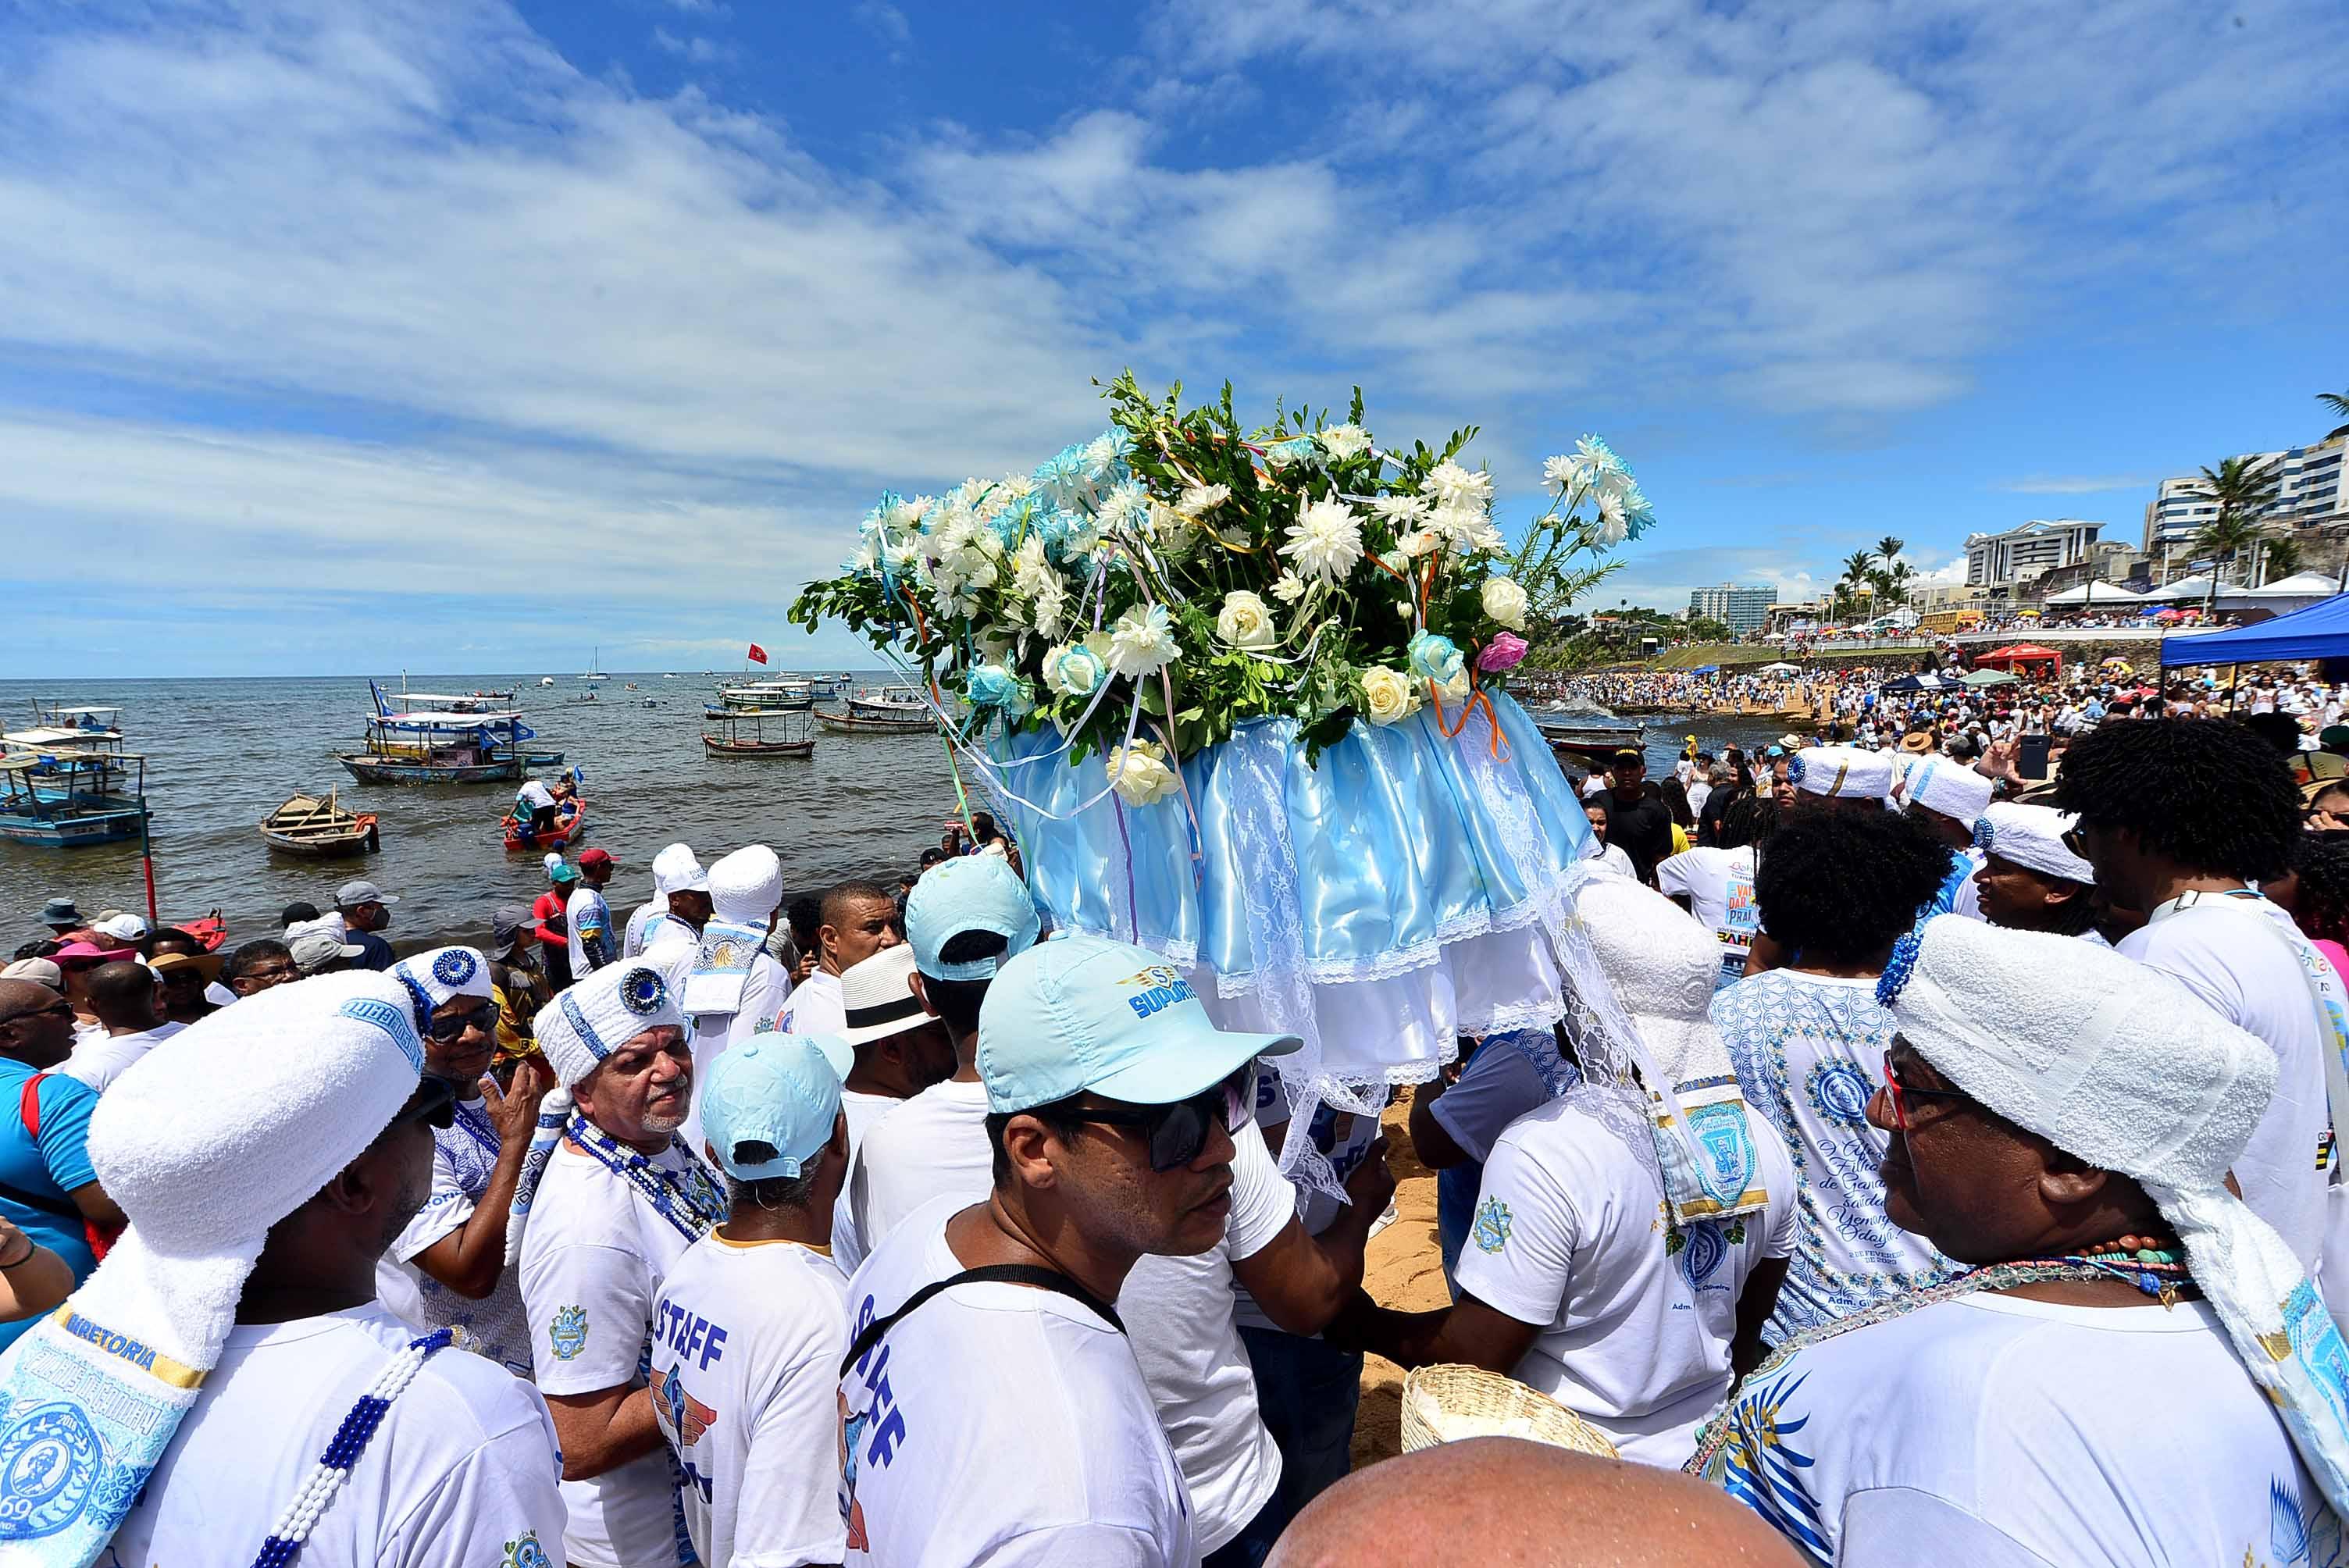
1477, 632, 1528, 672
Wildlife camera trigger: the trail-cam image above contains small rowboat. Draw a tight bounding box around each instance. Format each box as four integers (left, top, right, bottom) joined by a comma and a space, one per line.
703, 731, 814, 757
814, 705, 935, 736
503, 800, 586, 853
260, 790, 380, 858
704, 706, 814, 757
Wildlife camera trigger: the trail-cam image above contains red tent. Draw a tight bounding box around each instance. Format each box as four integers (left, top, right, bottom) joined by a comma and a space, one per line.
1976, 643, 2064, 672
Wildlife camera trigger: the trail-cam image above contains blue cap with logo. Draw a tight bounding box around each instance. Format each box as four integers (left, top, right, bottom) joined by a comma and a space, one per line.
698, 1033, 855, 1181
976, 932, 1299, 1114
906, 857, 1041, 982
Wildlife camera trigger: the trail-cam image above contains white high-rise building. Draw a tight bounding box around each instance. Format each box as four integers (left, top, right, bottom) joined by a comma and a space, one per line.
1686, 583, 1778, 634
1964, 519, 2104, 590
2141, 436, 2348, 559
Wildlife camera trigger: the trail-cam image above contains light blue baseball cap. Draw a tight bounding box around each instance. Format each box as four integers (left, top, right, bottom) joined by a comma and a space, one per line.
698, 1033, 854, 1181
906, 856, 1042, 982
976, 932, 1299, 1114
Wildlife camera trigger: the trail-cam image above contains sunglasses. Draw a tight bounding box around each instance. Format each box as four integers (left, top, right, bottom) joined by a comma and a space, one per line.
426, 1000, 501, 1043
0, 999, 74, 1029
1880, 1055, 1971, 1132
2061, 821, 2091, 859
1069, 1067, 1254, 1172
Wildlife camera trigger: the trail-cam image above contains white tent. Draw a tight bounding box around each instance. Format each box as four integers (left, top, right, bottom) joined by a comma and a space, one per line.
2140, 575, 2218, 603
2245, 571, 2340, 598
2042, 579, 2146, 605
1759, 661, 1801, 675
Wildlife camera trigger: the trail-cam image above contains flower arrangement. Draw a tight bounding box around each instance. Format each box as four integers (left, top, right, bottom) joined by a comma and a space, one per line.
788, 373, 1654, 802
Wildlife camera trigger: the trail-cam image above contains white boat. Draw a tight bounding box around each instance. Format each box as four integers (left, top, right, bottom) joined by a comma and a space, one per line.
580, 646, 611, 682
843, 684, 935, 726
715, 679, 814, 712
387, 686, 516, 715
539, 676, 555, 686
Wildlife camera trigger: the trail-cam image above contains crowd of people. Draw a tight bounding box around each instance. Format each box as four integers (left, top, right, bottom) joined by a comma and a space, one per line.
5, 675, 2349, 1566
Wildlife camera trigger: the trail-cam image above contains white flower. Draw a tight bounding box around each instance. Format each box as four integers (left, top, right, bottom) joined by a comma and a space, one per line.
1105, 739, 1180, 807
1317, 424, 1372, 460
1427, 501, 1488, 551
1032, 577, 1069, 640
885, 540, 921, 572
1283, 497, 1365, 583
1082, 433, 1118, 475
1177, 483, 1231, 517
1041, 635, 1111, 698
1595, 491, 1629, 547
1215, 590, 1278, 650
1000, 472, 1035, 498
1541, 454, 1577, 497
1097, 480, 1150, 532
1399, 528, 1441, 558
1271, 572, 1308, 604
1420, 459, 1493, 511
1395, 598, 1415, 619
1481, 576, 1530, 629
1360, 665, 1420, 726
1107, 603, 1182, 678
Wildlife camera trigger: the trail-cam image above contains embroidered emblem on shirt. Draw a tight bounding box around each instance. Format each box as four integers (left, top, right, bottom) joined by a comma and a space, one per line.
503, 1531, 554, 1568
1471, 1196, 1513, 1254
0, 1402, 103, 1540
548, 1304, 588, 1361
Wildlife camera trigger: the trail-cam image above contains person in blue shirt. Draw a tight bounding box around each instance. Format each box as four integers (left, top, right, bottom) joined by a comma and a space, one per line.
0, 978, 125, 1348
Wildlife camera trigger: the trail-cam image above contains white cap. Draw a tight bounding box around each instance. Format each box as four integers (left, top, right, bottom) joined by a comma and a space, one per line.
1974, 802, 2094, 886
1788, 745, 1893, 801
654, 843, 711, 896
1903, 754, 1994, 829
536, 960, 687, 1089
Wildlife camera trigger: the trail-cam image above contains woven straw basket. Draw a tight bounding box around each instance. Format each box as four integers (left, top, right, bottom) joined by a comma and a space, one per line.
1399, 1364, 1620, 1458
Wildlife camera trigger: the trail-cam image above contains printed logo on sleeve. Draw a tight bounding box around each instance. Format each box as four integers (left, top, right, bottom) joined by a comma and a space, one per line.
548, 1305, 588, 1361
502, 1532, 553, 1568
1471, 1197, 1513, 1255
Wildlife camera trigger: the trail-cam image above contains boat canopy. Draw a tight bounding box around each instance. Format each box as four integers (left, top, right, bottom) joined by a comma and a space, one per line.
373, 709, 526, 726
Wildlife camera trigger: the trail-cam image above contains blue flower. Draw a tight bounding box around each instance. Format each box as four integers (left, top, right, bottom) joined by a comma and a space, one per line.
965, 664, 1030, 717
1407, 631, 1465, 686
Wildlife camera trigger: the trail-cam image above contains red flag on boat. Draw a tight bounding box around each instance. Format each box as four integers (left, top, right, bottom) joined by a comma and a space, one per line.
747, 643, 768, 665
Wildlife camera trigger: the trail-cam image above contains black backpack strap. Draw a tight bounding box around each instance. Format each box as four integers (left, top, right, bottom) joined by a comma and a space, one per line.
839, 1263, 1124, 1379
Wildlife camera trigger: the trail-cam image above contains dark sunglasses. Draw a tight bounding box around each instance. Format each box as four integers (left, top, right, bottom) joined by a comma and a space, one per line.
426, 1000, 500, 1043
1070, 1067, 1253, 1172
0, 998, 74, 1029
1880, 1055, 1971, 1132
2060, 821, 2091, 859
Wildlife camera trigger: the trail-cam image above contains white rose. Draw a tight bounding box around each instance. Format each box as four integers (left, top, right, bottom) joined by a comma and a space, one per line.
1481, 576, 1530, 629
1360, 665, 1420, 726
1105, 739, 1180, 807
1215, 590, 1278, 650
1271, 573, 1308, 604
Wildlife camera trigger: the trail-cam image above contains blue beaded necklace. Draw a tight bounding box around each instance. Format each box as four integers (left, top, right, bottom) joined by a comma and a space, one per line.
567, 1114, 726, 1245
251, 1328, 454, 1568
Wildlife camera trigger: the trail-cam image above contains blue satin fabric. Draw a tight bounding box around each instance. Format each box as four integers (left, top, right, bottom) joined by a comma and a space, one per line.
986, 690, 1594, 983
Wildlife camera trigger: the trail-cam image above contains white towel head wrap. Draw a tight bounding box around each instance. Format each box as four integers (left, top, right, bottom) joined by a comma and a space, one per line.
504, 957, 687, 1265
0, 973, 427, 1566
1902, 754, 1994, 829
387, 944, 492, 1035
1973, 802, 2094, 885
1788, 744, 1893, 801
708, 844, 782, 926
653, 842, 709, 897
1884, 914, 2349, 1513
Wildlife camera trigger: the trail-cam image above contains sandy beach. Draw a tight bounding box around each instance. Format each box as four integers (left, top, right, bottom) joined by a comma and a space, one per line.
1352, 1092, 1450, 1470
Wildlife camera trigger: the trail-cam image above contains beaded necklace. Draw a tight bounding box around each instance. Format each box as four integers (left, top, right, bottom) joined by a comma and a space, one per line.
250, 1328, 454, 1568
1685, 1251, 2198, 1476
568, 1114, 726, 1245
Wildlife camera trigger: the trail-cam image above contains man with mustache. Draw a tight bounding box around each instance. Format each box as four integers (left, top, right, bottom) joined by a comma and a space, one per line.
512, 956, 726, 1568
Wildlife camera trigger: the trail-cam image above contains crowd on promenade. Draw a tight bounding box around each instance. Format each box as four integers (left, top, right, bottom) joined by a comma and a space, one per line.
4, 672, 2349, 1566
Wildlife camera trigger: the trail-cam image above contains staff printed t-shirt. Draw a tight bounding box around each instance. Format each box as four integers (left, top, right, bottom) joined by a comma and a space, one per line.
96, 1303, 565, 1568
375, 1099, 534, 1377
520, 1140, 708, 1568
836, 1077, 993, 1274
2120, 900, 2332, 1272
1117, 1117, 1295, 1553
1712, 971, 1955, 1340
839, 1196, 1197, 1568
1713, 1294, 2337, 1568
1456, 1089, 1795, 1466
567, 884, 615, 975
651, 1232, 851, 1568
1655, 846, 1760, 989
0, 1057, 100, 1349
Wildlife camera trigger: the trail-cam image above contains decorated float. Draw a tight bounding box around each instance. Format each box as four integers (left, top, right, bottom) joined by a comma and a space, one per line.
791, 375, 1691, 1195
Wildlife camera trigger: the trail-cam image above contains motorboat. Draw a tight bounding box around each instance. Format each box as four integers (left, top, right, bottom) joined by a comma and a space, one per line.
0, 749, 148, 848
337, 683, 529, 785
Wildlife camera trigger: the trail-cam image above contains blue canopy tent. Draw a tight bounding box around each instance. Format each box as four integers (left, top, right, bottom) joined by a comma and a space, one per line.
1690, 664, 1720, 674
2158, 592, 2349, 666
1881, 672, 1957, 693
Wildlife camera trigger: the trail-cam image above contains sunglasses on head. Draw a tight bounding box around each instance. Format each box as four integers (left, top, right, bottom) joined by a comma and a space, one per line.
426, 1000, 500, 1043
1068, 1067, 1254, 1172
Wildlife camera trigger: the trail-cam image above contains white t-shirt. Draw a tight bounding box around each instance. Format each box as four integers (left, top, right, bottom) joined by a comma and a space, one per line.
1713, 1292, 2337, 1567
839, 1196, 1197, 1567
651, 1233, 852, 1568
59, 1019, 184, 1092
681, 951, 792, 1156
775, 968, 846, 1037
624, 899, 669, 959
1712, 971, 1956, 1340
567, 884, 615, 975
2121, 896, 2333, 1272
837, 1077, 993, 1274
375, 1098, 534, 1377
1116, 1119, 1295, 1552
1586, 840, 1636, 877
1233, 1069, 1383, 1333
96, 1303, 564, 1568
519, 1139, 712, 1568
518, 779, 558, 811
1428, 1029, 1575, 1166
1455, 1088, 1795, 1467
1655, 845, 1759, 984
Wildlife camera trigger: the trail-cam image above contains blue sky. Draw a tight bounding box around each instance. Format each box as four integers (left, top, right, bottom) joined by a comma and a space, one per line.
2, 0, 2344, 676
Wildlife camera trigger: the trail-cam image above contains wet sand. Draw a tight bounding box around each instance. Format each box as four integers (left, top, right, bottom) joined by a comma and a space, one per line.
1352, 1092, 1449, 1470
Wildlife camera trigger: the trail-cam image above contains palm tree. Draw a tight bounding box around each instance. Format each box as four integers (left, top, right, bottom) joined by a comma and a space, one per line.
2265, 536, 2303, 580
1875, 536, 1906, 568
2190, 454, 2283, 598
2322, 388, 2349, 443
1837, 549, 1877, 622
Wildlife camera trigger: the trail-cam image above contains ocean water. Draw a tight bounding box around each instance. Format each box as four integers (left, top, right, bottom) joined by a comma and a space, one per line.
0, 672, 957, 953
0, 674, 1789, 957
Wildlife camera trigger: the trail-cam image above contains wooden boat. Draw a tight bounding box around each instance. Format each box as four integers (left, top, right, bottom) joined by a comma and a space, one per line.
0, 749, 149, 848
704, 707, 814, 757
503, 799, 586, 852
340, 692, 529, 786
259, 789, 380, 858
814, 705, 935, 736
715, 680, 814, 711
847, 684, 932, 724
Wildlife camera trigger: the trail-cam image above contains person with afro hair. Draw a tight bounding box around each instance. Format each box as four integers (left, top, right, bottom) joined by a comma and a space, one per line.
1710, 809, 1955, 1344
2055, 717, 2334, 1274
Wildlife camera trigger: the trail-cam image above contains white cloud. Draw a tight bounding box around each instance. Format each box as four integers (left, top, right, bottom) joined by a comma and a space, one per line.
854, 1, 910, 48
1913, 557, 1970, 587
651, 27, 734, 66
